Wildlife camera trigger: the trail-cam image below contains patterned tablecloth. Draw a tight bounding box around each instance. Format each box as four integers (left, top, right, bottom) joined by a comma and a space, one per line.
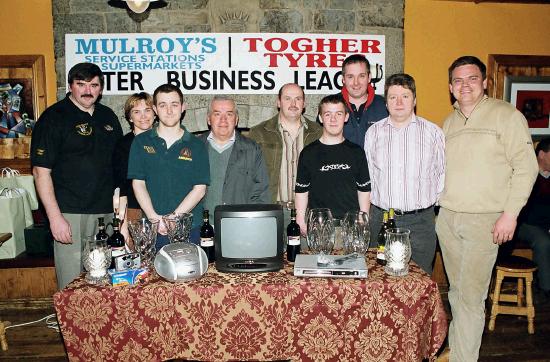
53, 252, 447, 362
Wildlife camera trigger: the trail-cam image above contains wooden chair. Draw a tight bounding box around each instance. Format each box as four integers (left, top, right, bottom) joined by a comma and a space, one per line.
488, 255, 537, 334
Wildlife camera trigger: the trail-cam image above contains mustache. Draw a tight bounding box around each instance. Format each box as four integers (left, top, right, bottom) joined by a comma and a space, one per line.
81, 94, 94, 98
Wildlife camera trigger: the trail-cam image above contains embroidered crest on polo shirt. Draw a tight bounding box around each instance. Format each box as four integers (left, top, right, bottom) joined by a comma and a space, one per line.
75, 123, 92, 136
178, 147, 192, 161
143, 145, 156, 154
36, 148, 45, 156
104, 124, 113, 131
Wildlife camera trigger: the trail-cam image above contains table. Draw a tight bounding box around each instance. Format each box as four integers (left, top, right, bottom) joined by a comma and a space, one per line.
53, 252, 447, 361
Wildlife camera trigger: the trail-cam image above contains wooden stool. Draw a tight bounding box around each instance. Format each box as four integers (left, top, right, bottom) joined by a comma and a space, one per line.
488, 255, 537, 334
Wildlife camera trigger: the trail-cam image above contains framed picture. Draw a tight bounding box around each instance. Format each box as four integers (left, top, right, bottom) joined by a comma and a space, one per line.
506, 76, 550, 135
0, 55, 47, 172
487, 54, 550, 140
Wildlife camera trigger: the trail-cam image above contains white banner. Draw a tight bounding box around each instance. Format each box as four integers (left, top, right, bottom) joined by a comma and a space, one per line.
65, 33, 385, 95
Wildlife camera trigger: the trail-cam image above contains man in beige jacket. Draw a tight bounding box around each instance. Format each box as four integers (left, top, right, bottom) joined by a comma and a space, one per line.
436, 56, 538, 361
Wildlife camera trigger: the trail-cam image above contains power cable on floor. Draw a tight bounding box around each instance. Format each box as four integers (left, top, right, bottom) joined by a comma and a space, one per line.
4, 314, 60, 332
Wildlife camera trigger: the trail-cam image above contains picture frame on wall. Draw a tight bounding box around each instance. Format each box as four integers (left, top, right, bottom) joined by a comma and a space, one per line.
487, 54, 550, 141
506, 76, 550, 136
0, 55, 47, 173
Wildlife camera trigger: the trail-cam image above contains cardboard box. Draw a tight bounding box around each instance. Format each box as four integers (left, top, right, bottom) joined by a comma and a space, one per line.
109, 268, 149, 287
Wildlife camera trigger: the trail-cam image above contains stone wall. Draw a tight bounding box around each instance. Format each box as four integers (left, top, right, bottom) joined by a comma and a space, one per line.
53, 0, 404, 133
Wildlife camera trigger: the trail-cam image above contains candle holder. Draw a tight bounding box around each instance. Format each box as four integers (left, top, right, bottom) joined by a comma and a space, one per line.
384, 228, 411, 276
82, 236, 111, 285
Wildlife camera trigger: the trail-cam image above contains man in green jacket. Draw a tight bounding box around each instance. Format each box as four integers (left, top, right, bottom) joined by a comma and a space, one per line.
249, 83, 322, 211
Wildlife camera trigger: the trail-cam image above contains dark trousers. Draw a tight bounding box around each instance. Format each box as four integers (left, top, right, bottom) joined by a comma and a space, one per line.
518, 223, 550, 292
369, 205, 436, 275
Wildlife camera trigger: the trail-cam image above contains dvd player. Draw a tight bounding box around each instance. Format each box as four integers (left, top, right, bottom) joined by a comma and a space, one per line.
293, 254, 368, 279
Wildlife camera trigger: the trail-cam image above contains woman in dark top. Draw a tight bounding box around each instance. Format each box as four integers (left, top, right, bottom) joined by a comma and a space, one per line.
113, 92, 155, 241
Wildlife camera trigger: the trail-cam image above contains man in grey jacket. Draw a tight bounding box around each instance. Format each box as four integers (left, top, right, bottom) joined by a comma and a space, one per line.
199, 95, 270, 217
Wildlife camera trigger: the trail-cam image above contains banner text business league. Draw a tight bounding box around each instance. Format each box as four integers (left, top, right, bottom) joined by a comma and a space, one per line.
101, 70, 346, 92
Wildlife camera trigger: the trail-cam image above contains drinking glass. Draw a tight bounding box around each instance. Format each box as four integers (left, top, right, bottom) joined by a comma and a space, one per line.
307, 208, 335, 264
162, 213, 193, 244
342, 211, 370, 255
384, 228, 412, 276
82, 236, 111, 285
128, 218, 159, 267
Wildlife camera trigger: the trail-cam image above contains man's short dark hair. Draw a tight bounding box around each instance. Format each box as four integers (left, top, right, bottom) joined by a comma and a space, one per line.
385, 73, 416, 99
318, 94, 347, 116
67, 62, 104, 88
153, 84, 184, 105
448, 56, 487, 83
277, 83, 305, 100
342, 54, 371, 75
536, 137, 550, 155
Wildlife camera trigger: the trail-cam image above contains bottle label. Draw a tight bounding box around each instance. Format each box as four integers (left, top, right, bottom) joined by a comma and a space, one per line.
288, 235, 300, 246
201, 237, 214, 247
377, 246, 385, 260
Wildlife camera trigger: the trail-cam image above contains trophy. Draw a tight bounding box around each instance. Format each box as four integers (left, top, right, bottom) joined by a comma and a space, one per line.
128, 218, 159, 268
162, 213, 193, 244
342, 211, 370, 256
307, 208, 335, 265
82, 236, 111, 285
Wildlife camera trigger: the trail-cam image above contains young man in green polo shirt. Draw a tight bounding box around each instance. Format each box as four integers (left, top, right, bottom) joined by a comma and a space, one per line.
128, 84, 209, 247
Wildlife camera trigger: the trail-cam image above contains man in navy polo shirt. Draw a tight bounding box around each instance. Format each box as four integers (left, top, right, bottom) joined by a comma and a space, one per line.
128, 84, 209, 247
31, 62, 123, 289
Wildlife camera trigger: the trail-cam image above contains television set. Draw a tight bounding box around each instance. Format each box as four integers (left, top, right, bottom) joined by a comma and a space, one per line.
214, 204, 284, 272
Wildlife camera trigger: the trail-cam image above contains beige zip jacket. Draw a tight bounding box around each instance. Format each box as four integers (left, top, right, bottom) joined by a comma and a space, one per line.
440, 96, 538, 216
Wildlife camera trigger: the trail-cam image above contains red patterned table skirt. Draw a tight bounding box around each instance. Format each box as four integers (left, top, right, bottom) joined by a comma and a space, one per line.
53, 253, 447, 361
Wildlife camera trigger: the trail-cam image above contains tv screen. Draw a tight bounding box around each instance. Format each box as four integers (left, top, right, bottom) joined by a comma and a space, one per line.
214, 204, 284, 273
220, 217, 278, 258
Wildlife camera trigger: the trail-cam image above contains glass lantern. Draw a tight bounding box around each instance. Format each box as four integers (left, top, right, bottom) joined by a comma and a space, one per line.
384, 228, 412, 276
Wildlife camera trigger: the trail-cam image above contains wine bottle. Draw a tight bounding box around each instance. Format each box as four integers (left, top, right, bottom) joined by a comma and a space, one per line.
388, 208, 397, 229
95, 217, 109, 241
286, 208, 301, 262
200, 210, 215, 263
108, 216, 126, 270
376, 211, 389, 266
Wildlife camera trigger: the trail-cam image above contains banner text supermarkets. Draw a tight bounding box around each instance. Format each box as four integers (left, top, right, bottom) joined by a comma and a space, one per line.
69, 34, 385, 95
